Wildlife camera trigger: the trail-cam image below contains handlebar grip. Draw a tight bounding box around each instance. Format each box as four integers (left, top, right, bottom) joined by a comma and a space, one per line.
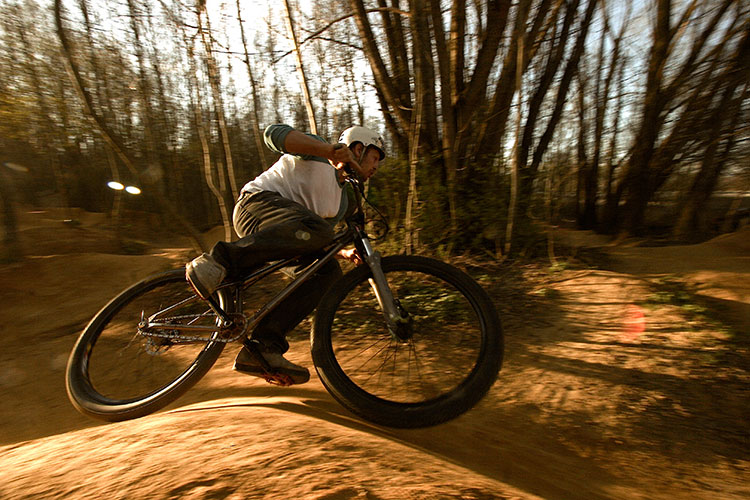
333, 143, 355, 176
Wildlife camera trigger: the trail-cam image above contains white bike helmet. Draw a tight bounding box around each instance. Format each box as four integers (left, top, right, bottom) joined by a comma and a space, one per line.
338, 126, 386, 160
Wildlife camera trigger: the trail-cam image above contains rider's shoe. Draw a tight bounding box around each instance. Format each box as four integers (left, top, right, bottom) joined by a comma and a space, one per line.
233, 343, 310, 385
185, 253, 226, 300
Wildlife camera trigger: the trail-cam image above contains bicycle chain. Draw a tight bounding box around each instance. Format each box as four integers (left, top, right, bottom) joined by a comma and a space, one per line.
139, 313, 248, 344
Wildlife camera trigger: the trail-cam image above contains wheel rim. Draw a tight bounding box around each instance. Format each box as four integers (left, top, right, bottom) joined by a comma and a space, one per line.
328, 265, 486, 405
82, 274, 225, 404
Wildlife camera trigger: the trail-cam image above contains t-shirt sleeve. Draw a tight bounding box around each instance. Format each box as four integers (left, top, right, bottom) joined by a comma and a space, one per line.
263, 124, 329, 163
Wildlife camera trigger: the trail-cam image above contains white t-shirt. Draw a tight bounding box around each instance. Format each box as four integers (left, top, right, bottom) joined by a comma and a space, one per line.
241, 155, 346, 221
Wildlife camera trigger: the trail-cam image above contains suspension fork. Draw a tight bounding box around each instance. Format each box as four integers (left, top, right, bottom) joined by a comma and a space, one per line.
354, 229, 412, 340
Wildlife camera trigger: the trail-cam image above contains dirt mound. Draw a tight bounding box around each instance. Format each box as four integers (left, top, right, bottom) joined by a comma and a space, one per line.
0, 253, 177, 337
702, 225, 750, 253
602, 227, 750, 334
553, 225, 750, 333
2, 395, 533, 500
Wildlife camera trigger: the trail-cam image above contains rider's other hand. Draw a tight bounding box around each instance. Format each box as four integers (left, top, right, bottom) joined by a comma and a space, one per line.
336, 247, 363, 265
329, 144, 362, 175
328, 143, 352, 166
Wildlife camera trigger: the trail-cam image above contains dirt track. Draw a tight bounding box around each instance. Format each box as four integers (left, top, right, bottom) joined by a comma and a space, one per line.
1, 209, 748, 499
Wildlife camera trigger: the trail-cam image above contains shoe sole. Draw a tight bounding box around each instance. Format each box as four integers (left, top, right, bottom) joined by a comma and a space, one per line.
185, 265, 212, 300
233, 361, 310, 385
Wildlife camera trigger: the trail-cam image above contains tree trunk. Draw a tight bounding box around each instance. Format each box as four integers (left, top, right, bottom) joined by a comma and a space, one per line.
504, 36, 524, 256
348, 0, 411, 134
404, 0, 427, 254
125, 0, 159, 168
236, 0, 267, 166
198, 4, 240, 202
186, 17, 234, 243
284, 0, 317, 135
585, 4, 627, 231
512, 0, 598, 244
376, 0, 406, 107
522, 0, 598, 191
575, 72, 589, 227
0, 167, 21, 263
619, 0, 670, 235
673, 52, 749, 240
472, 0, 537, 164
16, 14, 69, 217
618, 0, 737, 235
54, 0, 207, 251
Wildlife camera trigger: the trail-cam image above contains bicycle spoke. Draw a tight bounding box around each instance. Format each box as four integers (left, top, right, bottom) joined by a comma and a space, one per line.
341, 335, 392, 375
85, 273, 225, 401
324, 262, 488, 406
369, 338, 398, 390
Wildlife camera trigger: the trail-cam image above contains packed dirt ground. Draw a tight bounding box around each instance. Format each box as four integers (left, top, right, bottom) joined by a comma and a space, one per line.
1, 207, 748, 499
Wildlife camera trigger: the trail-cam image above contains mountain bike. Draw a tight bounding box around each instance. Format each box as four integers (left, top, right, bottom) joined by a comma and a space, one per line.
66, 173, 503, 428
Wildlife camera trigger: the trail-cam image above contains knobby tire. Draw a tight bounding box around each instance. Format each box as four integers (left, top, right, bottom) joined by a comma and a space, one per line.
66, 269, 231, 422
312, 255, 503, 428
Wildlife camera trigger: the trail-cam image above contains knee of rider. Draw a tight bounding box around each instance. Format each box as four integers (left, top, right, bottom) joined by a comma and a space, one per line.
293, 221, 334, 247
209, 242, 232, 269
316, 259, 343, 283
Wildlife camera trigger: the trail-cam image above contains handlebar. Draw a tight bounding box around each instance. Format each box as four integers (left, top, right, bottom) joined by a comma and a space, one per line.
333, 143, 365, 192
332, 143, 389, 239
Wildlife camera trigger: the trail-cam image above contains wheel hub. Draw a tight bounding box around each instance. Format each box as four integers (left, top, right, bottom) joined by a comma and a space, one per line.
391, 300, 414, 342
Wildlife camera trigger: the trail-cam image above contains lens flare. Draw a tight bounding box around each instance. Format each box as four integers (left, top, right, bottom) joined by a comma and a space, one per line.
621, 304, 646, 341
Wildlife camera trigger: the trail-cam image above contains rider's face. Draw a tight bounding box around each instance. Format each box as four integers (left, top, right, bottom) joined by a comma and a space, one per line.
357, 146, 381, 180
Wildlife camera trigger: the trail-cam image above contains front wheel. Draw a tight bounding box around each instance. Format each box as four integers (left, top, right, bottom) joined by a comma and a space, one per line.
66, 269, 233, 422
312, 255, 503, 428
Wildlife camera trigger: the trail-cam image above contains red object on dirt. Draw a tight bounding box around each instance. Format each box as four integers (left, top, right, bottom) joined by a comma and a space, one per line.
622, 304, 646, 341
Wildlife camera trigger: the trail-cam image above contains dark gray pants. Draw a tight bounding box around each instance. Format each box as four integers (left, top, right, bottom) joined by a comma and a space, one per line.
209, 191, 342, 353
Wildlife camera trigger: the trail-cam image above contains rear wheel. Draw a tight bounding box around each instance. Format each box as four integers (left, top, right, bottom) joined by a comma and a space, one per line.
312, 256, 502, 428
66, 269, 234, 421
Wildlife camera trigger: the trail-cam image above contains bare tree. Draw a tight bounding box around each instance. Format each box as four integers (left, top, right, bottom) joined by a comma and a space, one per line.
284, 0, 318, 134
236, 0, 267, 165
347, 0, 600, 250
197, 0, 240, 202
577, 1, 630, 229
54, 0, 207, 250
12, 4, 70, 217
615, 0, 742, 235
672, 26, 750, 239
186, 21, 234, 242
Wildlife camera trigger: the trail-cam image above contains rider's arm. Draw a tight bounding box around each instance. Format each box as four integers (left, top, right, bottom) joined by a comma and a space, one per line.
284, 129, 358, 171
264, 124, 327, 157
264, 124, 363, 176
283, 129, 336, 160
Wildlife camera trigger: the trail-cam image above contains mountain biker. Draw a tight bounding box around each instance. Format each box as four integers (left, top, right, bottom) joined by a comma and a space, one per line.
185, 124, 386, 385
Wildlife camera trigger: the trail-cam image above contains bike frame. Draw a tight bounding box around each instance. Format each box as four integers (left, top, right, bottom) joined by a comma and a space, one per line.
140, 177, 409, 343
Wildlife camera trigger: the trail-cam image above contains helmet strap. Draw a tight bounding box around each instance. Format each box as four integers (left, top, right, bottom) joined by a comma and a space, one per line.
351, 142, 366, 165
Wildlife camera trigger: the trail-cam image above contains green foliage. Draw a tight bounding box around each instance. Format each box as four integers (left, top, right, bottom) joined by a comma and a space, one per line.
532, 287, 561, 299
643, 277, 697, 309
641, 276, 736, 337
547, 261, 570, 273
